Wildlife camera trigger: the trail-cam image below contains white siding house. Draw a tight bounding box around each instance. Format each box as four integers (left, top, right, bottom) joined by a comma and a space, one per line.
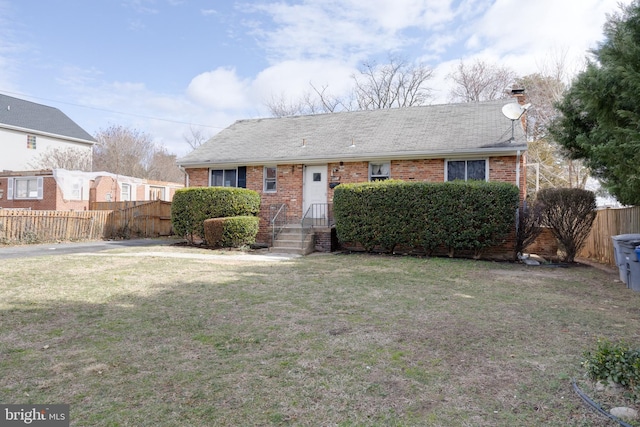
0, 94, 95, 172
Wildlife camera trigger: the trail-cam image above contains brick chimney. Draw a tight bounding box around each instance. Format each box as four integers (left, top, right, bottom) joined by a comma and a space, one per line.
511, 87, 526, 105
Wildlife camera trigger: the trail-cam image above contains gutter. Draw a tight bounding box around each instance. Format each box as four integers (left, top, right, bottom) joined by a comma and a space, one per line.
0, 124, 96, 145
177, 146, 528, 169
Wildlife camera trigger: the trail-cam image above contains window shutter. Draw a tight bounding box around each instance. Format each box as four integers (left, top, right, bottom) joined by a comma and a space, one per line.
7, 178, 13, 200
37, 177, 44, 199
238, 166, 247, 188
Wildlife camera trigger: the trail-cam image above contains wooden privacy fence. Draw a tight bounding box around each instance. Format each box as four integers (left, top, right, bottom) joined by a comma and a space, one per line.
0, 210, 111, 243
0, 200, 174, 244
96, 200, 174, 239
578, 206, 640, 266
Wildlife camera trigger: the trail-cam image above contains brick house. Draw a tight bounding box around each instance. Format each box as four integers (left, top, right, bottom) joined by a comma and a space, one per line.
0, 169, 183, 211
176, 99, 528, 254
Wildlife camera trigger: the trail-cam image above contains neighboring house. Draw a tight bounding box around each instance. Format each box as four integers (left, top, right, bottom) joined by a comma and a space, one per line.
176, 98, 528, 250
0, 94, 95, 172
0, 169, 183, 211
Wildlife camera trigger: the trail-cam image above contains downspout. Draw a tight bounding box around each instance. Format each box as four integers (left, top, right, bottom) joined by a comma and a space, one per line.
516, 150, 521, 192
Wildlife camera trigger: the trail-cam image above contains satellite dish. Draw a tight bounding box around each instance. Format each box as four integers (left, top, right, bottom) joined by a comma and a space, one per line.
501, 102, 532, 140
502, 102, 525, 120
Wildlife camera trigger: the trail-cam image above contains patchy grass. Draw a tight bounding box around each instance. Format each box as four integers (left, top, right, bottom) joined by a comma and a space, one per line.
1, 247, 639, 426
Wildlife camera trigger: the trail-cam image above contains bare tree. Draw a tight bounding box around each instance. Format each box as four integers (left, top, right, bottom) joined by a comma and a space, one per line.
353, 56, 434, 109
448, 59, 516, 102
265, 85, 349, 118
183, 125, 212, 151
518, 51, 590, 194
146, 147, 185, 183
264, 55, 434, 117
29, 146, 92, 171
93, 125, 154, 178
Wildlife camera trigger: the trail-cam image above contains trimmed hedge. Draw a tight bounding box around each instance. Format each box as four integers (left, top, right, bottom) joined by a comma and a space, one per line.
171, 187, 260, 243
203, 216, 260, 248
333, 180, 520, 257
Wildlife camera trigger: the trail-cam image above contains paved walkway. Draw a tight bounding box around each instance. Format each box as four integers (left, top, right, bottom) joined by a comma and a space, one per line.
0, 238, 299, 262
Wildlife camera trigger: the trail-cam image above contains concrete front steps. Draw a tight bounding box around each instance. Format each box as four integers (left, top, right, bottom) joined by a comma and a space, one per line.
270, 224, 314, 255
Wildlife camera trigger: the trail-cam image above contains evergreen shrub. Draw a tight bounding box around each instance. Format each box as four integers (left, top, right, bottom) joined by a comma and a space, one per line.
203, 216, 260, 248
334, 180, 519, 257
171, 187, 260, 243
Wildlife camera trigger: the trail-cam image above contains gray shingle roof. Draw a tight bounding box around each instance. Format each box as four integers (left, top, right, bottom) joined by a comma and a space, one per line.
0, 94, 95, 143
177, 100, 527, 167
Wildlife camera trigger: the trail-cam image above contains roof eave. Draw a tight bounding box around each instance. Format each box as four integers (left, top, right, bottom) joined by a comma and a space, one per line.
177, 145, 528, 169
0, 123, 96, 145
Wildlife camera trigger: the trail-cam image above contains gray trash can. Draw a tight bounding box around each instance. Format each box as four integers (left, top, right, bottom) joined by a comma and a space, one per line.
619, 239, 640, 290
611, 234, 640, 284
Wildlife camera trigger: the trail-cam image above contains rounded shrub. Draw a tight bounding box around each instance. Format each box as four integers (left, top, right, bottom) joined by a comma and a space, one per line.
171, 187, 260, 243
203, 216, 260, 248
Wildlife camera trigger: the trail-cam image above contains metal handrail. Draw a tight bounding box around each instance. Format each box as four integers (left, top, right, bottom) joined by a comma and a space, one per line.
270, 203, 288, 245
301, 203, 334, 228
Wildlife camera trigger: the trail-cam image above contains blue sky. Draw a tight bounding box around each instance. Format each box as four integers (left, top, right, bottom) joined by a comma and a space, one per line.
0, 0, 631, 156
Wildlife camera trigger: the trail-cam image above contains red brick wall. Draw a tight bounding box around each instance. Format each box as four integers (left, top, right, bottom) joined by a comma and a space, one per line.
489, 155, 527, 200
527, 227, 559, 259
247, 165, 305, 243
391, 159, 445, 182
188, 168, 209, 187
0, 176, 57, 210
92, 176, 118, 202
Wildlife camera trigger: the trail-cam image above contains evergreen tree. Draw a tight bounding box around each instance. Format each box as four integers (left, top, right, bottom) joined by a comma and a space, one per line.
550, 0, 640, 205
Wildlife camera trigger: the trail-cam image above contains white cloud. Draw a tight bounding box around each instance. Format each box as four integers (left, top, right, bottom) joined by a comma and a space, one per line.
246, 0, 457, 63
252, 59, 355, 103
186, 67, 251, 110
469, 0, 631, 69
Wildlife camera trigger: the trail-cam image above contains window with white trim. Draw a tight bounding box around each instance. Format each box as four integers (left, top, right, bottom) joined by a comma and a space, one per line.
8, 177, 43, 200
121, 183, 131, 201
264, 166, 277, 192
71, 180, 82, 200
369, 162, 390, 181
210, 167, 247, 188
149, 186, 165, 200
446, 159, 488, 182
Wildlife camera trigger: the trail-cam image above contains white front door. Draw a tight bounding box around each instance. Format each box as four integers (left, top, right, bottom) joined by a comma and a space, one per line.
303, 165, 328, 219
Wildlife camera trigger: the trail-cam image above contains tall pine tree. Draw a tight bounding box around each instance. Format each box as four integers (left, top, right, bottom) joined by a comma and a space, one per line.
550, 0, 640, 205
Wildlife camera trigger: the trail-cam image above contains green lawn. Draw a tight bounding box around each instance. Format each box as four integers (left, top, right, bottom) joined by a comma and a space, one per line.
1, 246, 638, 426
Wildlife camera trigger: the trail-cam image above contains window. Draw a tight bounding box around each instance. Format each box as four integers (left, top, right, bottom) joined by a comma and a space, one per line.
212, 169, 237, 187
149, 186, 165, 200
71, 180, 82, 200
8, 177, 43, 200
369, 162, 390, 181
446, 159, 487, 181
211, 167, 247, 188
27, 135, 36, 149
121, 183, 131, 201
264, 166, 277, 192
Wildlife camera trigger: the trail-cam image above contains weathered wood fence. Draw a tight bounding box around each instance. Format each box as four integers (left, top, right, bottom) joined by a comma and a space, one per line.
0, 200, 174, 244
0, 210, 111, 243
95, 200, 174, 238
578, 206, 640, 266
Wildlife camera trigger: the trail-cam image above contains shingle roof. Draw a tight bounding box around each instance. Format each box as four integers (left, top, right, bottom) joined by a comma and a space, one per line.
177, 100, 528, 167
0, 94, 95, 143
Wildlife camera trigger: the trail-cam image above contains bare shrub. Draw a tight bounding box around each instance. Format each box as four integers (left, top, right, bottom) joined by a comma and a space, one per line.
537, 188, 596, 263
